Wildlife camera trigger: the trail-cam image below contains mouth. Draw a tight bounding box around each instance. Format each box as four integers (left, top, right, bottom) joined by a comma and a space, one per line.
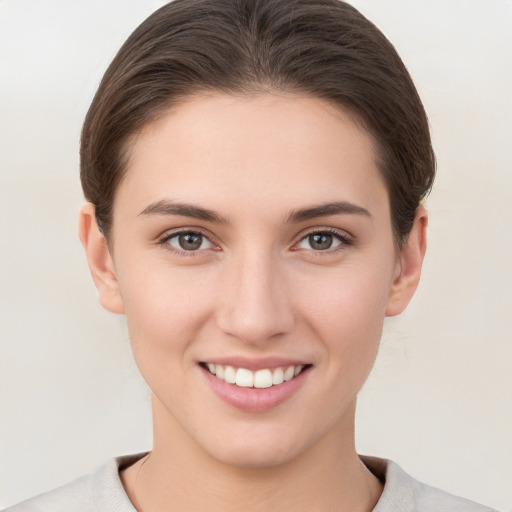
200, 362, 312, 389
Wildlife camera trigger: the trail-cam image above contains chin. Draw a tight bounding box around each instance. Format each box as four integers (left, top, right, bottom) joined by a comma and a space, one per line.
196, 422, 312, 469
210, 442, 302, 469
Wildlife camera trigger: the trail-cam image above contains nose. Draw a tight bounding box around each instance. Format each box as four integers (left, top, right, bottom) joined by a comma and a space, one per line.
216, 249, 295, 345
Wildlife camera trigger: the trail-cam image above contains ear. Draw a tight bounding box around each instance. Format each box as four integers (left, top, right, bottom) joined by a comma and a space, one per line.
78, 203, 125, 314
385, 206, 428, 317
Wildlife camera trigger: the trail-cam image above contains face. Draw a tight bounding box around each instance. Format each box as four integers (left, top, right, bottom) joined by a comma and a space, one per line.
90, 93, 420, 468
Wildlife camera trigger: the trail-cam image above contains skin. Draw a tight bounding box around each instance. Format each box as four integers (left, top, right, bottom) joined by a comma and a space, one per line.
80, 93, 427, 512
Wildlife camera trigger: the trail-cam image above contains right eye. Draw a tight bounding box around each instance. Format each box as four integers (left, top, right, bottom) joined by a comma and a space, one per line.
164, 231, 215, 252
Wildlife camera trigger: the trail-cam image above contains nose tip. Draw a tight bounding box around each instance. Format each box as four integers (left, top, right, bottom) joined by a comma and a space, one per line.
216, 257, 295, 345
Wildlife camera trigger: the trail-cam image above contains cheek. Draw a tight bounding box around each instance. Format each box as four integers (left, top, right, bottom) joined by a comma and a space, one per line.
116, 263, 216, 368
293, 262, 392, 374
296, 261, 391, 332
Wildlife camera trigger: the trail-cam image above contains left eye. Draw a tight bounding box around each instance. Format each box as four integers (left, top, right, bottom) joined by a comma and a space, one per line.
296, 232, 344, 251
166, 231, 214, 251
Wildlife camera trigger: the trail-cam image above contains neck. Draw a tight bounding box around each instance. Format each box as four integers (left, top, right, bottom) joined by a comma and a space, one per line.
122, 396, 382, 512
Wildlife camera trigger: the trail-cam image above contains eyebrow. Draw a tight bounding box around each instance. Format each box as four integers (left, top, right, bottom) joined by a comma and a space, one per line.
139, 199, 370, 225
138, 200, 228, 224
285, 201, 371, 223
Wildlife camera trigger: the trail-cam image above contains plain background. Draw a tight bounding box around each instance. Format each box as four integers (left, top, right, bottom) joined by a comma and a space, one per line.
0, 0, 511, 510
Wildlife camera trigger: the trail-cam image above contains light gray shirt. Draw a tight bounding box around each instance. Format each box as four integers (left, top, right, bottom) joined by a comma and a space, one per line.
4, 453, 498, 511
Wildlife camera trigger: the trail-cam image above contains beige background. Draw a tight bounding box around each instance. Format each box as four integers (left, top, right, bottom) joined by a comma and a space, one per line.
0, 0, 511, 509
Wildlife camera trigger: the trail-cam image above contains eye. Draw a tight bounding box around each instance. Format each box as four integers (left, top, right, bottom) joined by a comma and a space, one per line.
164, 231, 214, 252
295, 230, 350, 251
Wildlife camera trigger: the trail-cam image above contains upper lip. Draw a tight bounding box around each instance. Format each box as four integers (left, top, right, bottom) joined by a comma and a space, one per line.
199, 356, 311, 371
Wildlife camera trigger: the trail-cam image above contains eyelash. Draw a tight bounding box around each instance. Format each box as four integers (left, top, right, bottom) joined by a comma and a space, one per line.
158, 228, 353, 256
293, 228, 353, 254
159, 229, 218, 257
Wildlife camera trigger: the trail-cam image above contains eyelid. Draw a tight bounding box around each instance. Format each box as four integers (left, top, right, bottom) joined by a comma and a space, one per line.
156, 226, 353, 255
158, 227, 221, 255
291, 227, 354, 252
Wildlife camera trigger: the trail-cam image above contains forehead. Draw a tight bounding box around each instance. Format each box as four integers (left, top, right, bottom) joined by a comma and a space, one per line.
117, 93, 388, 221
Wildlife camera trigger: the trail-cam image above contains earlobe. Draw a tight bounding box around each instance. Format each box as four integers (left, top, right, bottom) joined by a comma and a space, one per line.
385, 206, 428, 317
78, 203, 125, 314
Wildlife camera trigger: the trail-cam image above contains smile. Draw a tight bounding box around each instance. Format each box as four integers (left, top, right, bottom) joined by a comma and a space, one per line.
199, 360, 312, 412
203, 363, 309, 388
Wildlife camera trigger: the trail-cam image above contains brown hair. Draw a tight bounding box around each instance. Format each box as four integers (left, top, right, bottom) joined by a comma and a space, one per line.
80, 0, 435, 244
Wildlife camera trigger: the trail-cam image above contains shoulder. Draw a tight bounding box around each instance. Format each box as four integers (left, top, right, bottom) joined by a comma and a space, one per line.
361, 456, 499, 512
3, 454, 144, 512
3, 471, 95, 512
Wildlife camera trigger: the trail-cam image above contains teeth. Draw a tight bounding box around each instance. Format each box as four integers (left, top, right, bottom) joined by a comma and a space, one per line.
284, 366, 295, 381
224, 365, 236, 384
235, 368, 253, 387
272, 367, 284, 385
254, 369, 272, 389
205, 363, 307, 388
215, 364, 225, 380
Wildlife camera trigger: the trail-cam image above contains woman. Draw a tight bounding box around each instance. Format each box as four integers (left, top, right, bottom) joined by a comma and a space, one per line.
4, 0, 499, 510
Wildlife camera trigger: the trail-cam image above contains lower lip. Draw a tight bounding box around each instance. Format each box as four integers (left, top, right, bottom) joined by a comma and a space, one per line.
200, 365, 311, 413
